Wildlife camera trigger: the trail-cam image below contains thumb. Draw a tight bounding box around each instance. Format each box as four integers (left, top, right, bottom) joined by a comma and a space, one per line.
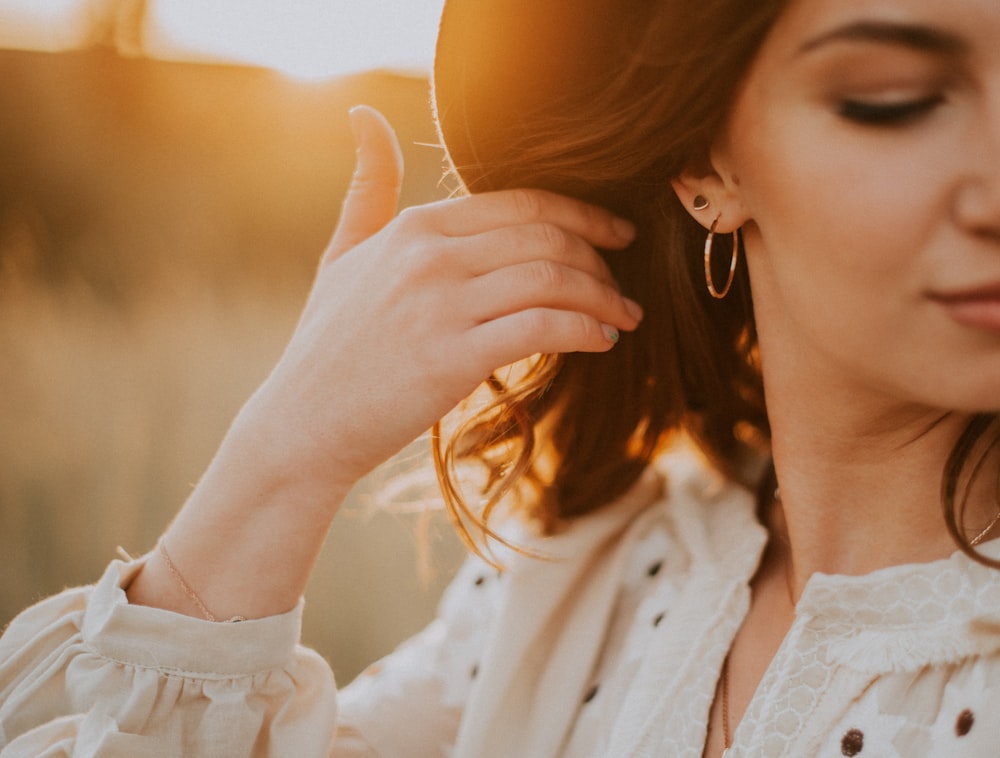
327, 105, 405, 258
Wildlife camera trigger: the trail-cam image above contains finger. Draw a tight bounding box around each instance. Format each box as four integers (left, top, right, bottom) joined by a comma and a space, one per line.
327, 105, 405, 259
468, 308, 623, 369
457, 223, 618, 286
465, 261, 643, 330
420, 188, 637, 251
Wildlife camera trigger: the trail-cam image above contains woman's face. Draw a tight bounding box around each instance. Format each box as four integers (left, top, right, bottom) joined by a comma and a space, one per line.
714, 0, 1000, 415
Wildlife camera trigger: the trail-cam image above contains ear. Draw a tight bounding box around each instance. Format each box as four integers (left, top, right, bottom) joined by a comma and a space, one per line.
670, 150, 750, 234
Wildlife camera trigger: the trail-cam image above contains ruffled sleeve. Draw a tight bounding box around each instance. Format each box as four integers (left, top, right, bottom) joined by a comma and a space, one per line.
0, 557, 337, 757
0, 551, 504, 758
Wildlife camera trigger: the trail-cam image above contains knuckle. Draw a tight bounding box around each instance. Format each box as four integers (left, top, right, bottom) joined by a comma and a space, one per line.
521, 308, 552, 338
420, 337, 455, 379
576, 312, 599, 342
510, 188, 542, 221
390, 233, 427, 271
384, 221, 450, 274
537, 222, 570, 257
530, 259, 566, 291
394, 205, 425, 231
597, 255, 616, 283
400, 235, 427, 262
408, 239, 448, 275
571, 197, 605, 235
578, 199, 601, 227
599, 283, 622, 315
577, 312, 613, 351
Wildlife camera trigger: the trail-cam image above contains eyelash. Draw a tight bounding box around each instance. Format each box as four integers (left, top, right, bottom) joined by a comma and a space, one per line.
837, 94, 945, 126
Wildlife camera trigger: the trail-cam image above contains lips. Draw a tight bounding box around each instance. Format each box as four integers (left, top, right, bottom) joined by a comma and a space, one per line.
931, 284, 1000, 332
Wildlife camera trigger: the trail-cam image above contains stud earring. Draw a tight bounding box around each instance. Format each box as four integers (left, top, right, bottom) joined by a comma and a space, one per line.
693, 195, 710, 211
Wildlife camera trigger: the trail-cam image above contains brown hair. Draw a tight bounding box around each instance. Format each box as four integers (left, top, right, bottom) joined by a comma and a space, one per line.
432, 0, 1000, 565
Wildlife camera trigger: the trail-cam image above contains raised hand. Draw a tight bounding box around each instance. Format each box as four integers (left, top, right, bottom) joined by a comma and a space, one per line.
244, 105, 642, 495
128, 106, 641, 620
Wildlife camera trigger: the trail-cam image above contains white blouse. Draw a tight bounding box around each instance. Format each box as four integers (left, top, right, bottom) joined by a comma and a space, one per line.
3, 451, 1000, 757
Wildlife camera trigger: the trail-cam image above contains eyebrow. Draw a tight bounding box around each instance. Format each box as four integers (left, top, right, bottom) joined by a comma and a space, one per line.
799, 21, 968, 57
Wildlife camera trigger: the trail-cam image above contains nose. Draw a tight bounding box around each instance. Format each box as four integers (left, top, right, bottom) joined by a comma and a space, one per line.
952, 85, 1000, 241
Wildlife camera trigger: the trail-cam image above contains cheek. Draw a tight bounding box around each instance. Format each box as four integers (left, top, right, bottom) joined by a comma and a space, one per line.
727, 108, 958, 396
733, 110, 947, 308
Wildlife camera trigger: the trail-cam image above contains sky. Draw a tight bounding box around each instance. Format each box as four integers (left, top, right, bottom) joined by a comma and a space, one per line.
0, 0, 447, 79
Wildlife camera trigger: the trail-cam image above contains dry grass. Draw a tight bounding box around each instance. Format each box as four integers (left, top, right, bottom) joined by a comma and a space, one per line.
0, 50, 464, 682
0, 260, 464, 681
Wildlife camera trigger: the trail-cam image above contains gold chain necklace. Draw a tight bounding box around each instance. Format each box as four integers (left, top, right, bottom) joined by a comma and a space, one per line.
971, 509, 1000, 546
721, 653, 732, 756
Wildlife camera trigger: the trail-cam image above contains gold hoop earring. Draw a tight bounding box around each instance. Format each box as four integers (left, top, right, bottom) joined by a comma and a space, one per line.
704, 216, 740, 299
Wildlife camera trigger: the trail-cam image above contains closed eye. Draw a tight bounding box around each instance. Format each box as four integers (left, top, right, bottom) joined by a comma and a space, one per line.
838, 94, 945, 126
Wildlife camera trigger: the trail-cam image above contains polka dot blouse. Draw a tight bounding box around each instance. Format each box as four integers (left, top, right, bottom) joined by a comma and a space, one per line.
3, 451, 1000, 756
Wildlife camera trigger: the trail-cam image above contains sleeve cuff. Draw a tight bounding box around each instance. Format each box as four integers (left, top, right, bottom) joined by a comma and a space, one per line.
82, 557, 305, 678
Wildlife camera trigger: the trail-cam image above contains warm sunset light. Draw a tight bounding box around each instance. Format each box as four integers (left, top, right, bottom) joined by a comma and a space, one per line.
0, 0, 106, 50
0, 0, 446, 79
145, 0, 446, 79
0, 0, 457, 693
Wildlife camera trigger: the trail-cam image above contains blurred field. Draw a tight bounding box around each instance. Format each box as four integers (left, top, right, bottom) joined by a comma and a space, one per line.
0, 48, 465, 683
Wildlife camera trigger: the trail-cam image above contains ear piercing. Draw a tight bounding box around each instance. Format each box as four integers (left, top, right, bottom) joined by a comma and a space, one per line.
693, 195, 741, 300
704, 216, 740, 300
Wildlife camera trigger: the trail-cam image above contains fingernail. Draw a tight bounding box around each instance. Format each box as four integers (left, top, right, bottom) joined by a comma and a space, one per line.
602, 324, 620, 344
613, 217, 636, 242
624, 297, 644, 322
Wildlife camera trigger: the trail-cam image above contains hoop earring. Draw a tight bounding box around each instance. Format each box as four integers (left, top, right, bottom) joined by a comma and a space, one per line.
704, 216, 740, 299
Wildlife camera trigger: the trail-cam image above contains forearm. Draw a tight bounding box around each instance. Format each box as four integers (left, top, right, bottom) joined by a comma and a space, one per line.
127, 405, 353, 620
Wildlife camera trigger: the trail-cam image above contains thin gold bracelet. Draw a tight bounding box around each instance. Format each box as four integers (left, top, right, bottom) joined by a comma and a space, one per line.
158, 540, 246, 623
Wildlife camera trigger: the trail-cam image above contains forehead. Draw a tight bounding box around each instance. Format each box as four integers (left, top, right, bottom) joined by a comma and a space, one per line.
765, 0, 1000, 54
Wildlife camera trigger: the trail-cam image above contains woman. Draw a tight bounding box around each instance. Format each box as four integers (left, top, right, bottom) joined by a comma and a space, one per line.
3, 0, 1000, 754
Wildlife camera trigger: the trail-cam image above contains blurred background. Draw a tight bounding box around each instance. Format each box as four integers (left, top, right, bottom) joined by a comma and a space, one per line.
0, 0, 468, 684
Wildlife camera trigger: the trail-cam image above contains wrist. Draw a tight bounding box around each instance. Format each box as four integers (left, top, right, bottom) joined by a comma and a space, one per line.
230, 380, 366, 505
127, 410, 355, 620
